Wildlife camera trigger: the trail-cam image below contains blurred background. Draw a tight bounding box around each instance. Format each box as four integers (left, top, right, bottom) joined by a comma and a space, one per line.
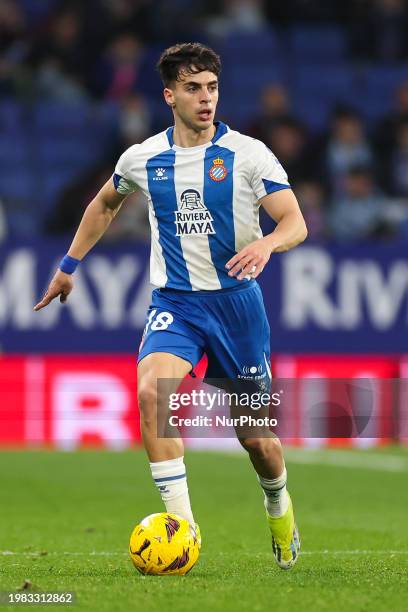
0, 0, 407, 448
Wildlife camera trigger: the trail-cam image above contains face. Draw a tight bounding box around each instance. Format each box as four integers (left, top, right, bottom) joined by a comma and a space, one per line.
397, 124, 408, 149
295, 182, 323, 210
261, 84, 288, 115
267, 125, 304, 160
346, 174, 373, 197
164, 69, 219, 131
333, 117, 363, 144
397, 83, 408, 112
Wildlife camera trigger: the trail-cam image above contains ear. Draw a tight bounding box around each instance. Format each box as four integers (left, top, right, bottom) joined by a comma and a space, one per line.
163, 87, 175, 108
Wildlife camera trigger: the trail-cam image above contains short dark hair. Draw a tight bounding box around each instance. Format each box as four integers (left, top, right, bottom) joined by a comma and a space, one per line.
348, 164, 373, 178
332, 104, 360, 122
157, 42, 221, 87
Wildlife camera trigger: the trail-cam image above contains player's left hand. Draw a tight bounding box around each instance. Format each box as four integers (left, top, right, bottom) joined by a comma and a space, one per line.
225, 237, 274, 280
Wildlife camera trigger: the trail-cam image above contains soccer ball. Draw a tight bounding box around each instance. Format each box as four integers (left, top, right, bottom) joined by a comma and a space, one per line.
129, 513, 200, 576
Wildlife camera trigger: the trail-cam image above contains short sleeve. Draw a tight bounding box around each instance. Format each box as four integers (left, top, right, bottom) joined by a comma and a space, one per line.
113, 146, 139, 195
250, 140, 291, 201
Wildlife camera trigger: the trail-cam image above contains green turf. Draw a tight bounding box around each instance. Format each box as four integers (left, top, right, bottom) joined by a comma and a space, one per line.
0, 448, 407, 612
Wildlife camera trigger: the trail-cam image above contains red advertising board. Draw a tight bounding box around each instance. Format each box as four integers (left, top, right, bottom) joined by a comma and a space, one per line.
0, 354, 404, 448
398, 358, 408, 443
0, 357, 26, 444
273, 355, 399, 447
0, 356, 140, 448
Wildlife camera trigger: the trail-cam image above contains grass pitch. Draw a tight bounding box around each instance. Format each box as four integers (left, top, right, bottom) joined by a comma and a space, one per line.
0, 447, 407, 612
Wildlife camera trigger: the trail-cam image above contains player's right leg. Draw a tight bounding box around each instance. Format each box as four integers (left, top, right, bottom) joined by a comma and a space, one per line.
136, 289, 205, 534
137, 351, 191, 462
137, 352, 199, 532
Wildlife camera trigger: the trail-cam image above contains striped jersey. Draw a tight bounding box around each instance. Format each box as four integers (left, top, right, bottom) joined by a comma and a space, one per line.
113, 121, 290, 291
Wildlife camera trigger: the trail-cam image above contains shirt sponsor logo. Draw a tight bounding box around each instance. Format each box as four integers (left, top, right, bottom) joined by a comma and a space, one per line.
175, 189, 216, 236
242, 364, 263, 375
238, 363, 268, 388
209, 157, 228, 182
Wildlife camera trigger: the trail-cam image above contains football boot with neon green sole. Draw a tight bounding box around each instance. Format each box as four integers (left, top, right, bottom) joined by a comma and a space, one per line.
266, 493, 300, 569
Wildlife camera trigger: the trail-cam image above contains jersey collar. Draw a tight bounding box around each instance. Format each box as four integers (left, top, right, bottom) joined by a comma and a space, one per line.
166, 121, 228, 148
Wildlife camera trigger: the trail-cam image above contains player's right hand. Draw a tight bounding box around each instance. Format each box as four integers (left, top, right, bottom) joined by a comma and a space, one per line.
33, 270, 74, 311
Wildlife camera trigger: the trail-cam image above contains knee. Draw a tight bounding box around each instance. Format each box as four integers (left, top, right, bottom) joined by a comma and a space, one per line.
239, 436, 281, 457
137, 383, 157, 423
239, 437, 266, 455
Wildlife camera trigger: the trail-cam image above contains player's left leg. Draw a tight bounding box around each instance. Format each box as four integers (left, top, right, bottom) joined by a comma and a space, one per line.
204, 282, 300, 569
238, 435, 300, 569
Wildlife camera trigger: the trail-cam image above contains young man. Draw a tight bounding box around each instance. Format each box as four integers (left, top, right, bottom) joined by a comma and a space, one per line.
35, 43, 307, 569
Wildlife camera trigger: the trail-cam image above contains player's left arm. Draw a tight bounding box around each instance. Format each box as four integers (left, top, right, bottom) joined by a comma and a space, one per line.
226, 189, 307, 280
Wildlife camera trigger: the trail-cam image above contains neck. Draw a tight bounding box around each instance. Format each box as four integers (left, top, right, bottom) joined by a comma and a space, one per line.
172, 120, 216, 148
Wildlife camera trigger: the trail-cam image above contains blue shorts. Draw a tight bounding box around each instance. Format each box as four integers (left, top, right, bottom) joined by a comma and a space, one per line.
138, 281, 271, 388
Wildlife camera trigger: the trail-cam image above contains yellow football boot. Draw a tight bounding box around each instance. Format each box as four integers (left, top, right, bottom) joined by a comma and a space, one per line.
266, 493, 300, 569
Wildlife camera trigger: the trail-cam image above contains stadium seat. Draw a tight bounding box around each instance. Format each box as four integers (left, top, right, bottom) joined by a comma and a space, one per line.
290, 63, 356, 130
33, 101, 117, 136
0, 100, 24, 131
222, 61, 287, 99
40, 169, 80, 209
288, 25, 347, 61
0, 135, 29, 166
18, 0, 62, 23
0, 169, 35, 201
36, 138, 100, 170
217, 29, 282, 65
291, 63, 355, 101
138, 46, 168, 97
144, 95, 173, 129
292, 98, 333, 133
359, 64, 408, 121
33, 102, 91, 137
0, 167, 42, 236
218, 98, 260, 129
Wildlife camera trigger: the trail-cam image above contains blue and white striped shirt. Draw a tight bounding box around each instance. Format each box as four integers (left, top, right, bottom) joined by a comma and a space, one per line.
113, 121, 290, 291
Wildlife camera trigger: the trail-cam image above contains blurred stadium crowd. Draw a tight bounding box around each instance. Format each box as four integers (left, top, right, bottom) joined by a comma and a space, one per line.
2, 0, 408, 244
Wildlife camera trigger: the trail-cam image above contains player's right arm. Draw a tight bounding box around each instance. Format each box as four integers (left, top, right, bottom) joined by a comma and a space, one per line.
33, 177, 126, 311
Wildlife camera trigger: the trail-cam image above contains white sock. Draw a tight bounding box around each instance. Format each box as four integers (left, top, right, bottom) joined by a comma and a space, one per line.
258, 467, 289, 518
150, 456, 195, 526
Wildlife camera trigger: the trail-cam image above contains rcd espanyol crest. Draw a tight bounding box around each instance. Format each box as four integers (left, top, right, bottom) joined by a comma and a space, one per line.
209, 157, 228, 182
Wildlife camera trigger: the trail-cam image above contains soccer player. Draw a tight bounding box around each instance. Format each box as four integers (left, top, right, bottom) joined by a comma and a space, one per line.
34, 43, 307, 569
